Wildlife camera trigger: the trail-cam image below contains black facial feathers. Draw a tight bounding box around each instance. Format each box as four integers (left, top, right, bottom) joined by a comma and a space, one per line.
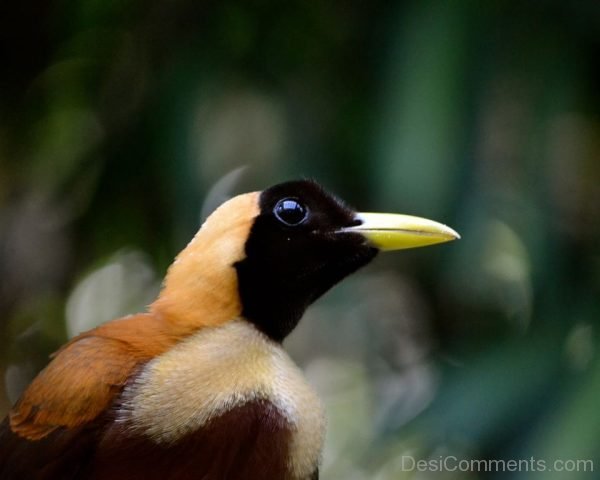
235, 180, 377, 342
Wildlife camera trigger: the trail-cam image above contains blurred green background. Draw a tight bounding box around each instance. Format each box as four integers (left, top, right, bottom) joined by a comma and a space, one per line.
1, 1, 599, 478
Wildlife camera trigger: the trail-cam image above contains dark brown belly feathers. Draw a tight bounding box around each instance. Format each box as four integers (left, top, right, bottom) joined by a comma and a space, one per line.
91, 399, 295, 480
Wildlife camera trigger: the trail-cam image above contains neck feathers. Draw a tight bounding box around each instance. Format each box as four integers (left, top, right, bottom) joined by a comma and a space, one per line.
151, 192, 259, 336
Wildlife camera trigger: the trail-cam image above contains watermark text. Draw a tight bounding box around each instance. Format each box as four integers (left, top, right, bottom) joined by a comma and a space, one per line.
400, 455, 594, 473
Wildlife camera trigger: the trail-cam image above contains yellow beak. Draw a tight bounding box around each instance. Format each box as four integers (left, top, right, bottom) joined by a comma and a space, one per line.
342, 212, 460, 251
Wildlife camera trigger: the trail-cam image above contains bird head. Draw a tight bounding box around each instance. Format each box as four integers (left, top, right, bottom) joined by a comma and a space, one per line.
152, 180, 459, 341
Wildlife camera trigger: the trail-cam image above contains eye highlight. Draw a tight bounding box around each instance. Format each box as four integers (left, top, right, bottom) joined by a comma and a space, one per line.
274, 198, 308, 226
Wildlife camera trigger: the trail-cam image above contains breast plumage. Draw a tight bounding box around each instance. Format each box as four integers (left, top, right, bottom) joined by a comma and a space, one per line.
104, 320, 325, 480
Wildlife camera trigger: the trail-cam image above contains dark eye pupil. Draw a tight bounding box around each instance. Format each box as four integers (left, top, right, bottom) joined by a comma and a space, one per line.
274, 198, 308, 226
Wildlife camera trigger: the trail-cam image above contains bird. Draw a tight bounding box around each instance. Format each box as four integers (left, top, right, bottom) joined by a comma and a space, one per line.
0, 179, 459, 480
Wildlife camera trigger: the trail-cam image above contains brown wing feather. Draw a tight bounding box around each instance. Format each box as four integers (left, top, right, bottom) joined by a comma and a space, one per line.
9, 313, 176, 440
10, 336, 138, 439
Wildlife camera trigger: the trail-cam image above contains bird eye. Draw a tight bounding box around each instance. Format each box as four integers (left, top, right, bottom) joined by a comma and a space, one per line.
274, 198, 308, 226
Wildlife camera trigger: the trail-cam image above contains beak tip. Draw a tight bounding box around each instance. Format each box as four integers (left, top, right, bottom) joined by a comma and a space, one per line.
446, 226, 461, 241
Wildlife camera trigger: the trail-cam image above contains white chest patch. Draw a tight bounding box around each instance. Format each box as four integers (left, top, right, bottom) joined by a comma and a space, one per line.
119, 319, 325, 479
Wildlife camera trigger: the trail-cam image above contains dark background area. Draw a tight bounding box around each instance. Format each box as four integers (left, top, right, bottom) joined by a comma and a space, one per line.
1, 1, 599, 478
